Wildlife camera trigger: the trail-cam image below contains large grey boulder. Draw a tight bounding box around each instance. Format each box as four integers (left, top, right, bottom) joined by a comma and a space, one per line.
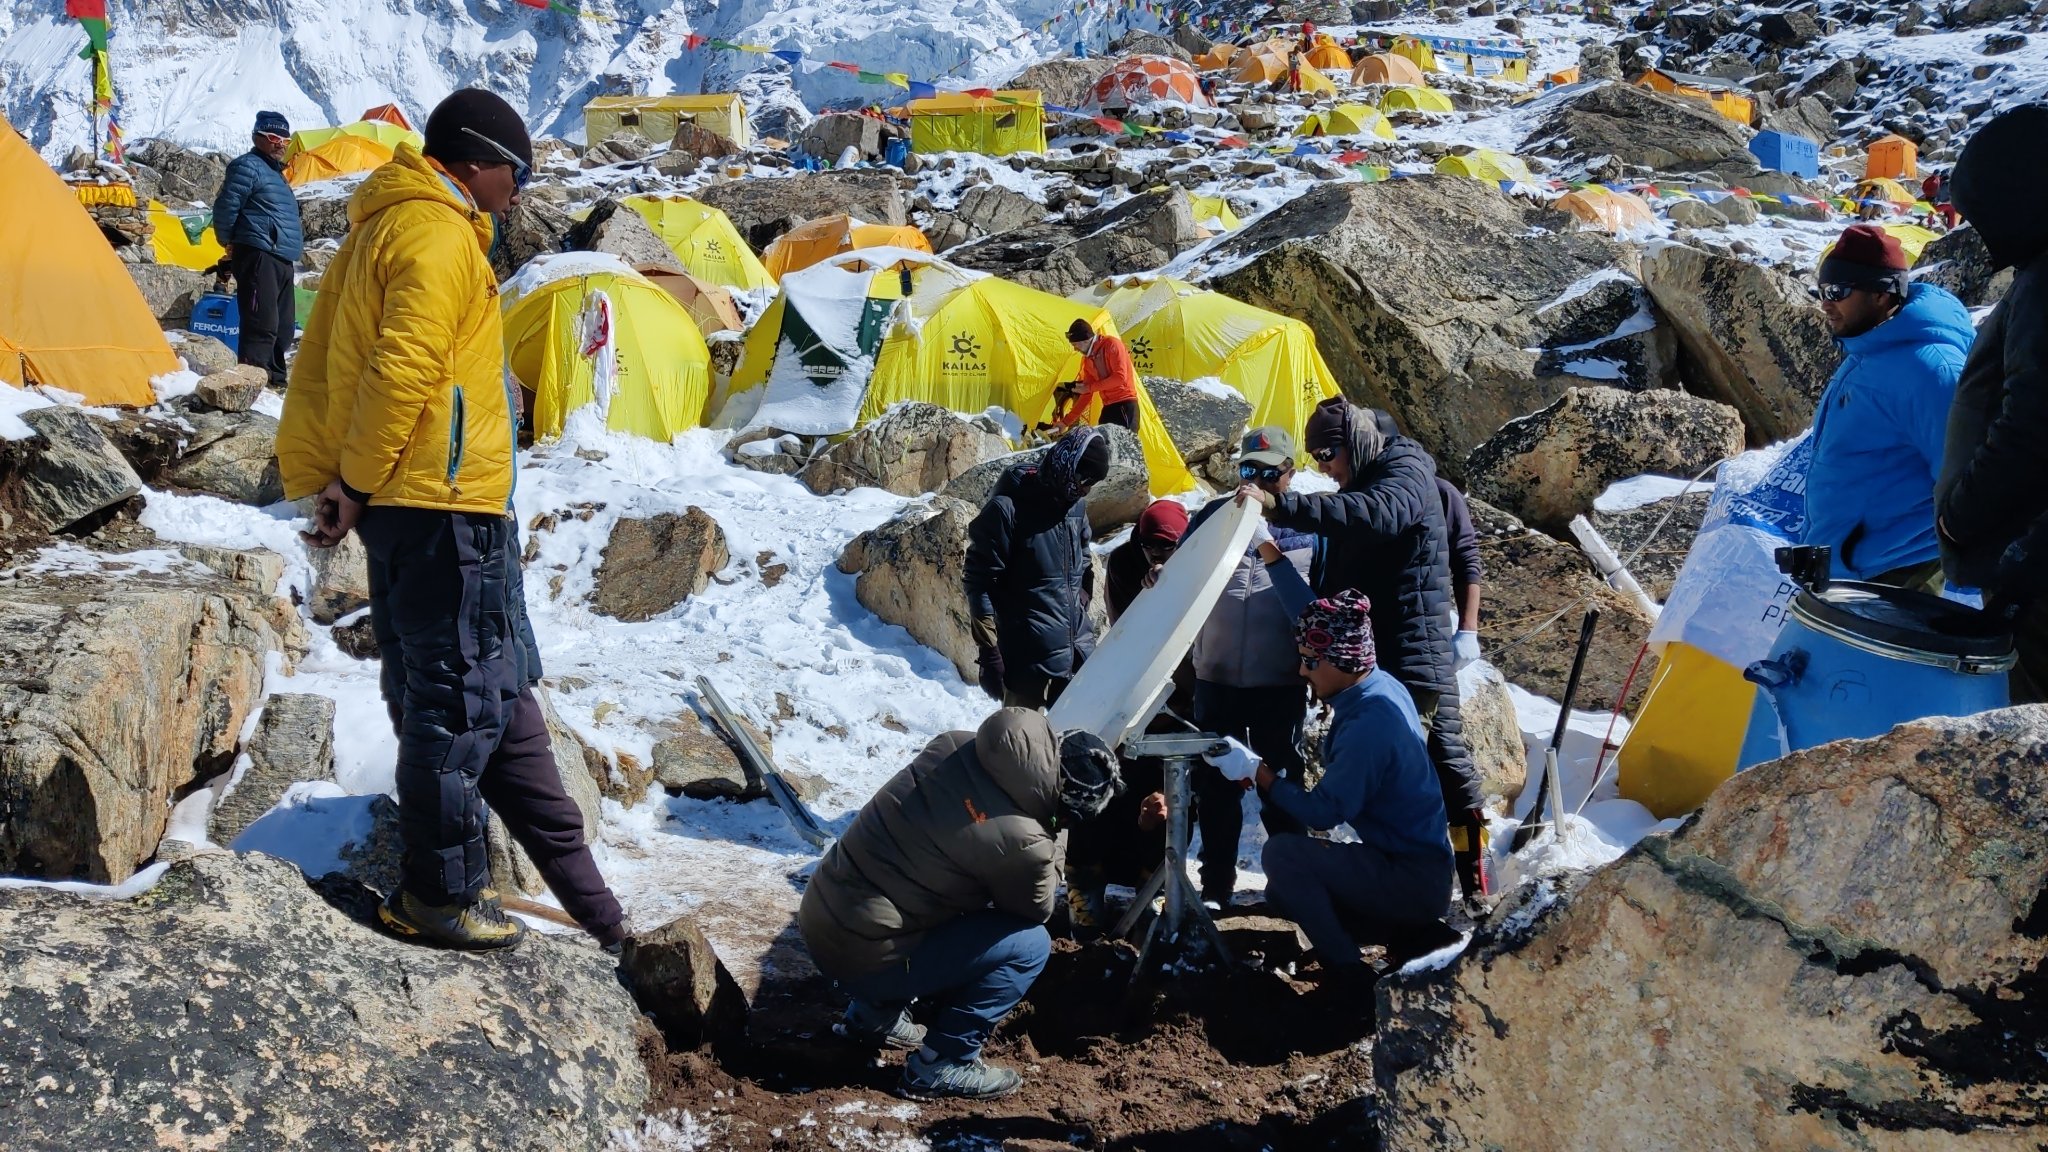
800, 402, 1012, 497
1917, 225, 2013, 308
127, 138, 228, 206
1465, 387, 1745, 531
208, 692, 336, 846
1001, 57, 1116, 109
950, 188, 1205, 299
590, 508, 731, 622
1205, 179, 1677, 466
575, 199, 686, 273
1523, 81, 1753, 173
621, 914, 751, 1048
125, 262, 209, 326
1378, 706, 2048, 1152
303, 525, 371, 625
651, 715, 755, 800
1640, 243, 1837, 442
1457, 660, 1525, 807
838, 497, 982, 679
956, 184, 1046, 237
0, 852, 647, 1149
941, 424, 1152, 533
193, 363, 268, 412
2, 406, 143, 534
797, 113, 887, 163
165, 408, 285, 506
489, 196, 576, 283
696, 170, 907, 249
1146, 375, 1253, 482
168, 329, 238, 376
0, 557, 286, 881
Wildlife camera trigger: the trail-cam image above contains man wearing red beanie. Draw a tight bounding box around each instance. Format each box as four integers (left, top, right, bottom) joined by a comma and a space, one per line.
1802, 221, 1973, 587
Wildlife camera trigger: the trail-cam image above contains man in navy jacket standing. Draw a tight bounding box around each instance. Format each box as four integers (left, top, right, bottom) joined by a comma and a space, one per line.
212, 110, 305, 387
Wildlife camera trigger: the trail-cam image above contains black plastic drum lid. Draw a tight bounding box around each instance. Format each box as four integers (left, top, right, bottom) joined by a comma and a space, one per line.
1793, 581, 2015, 659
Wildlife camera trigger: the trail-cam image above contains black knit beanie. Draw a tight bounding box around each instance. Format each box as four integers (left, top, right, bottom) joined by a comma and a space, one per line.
423, 88, 534, 168
1056, 730, 1122, 821
1077, 433, 1114, 484
1066, 319, 1096, 342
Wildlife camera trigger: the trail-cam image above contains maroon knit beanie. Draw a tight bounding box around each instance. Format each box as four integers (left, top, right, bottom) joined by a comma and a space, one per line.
1818, 223, 1910, 296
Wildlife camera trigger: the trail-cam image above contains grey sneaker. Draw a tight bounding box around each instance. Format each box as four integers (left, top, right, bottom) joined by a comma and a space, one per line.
898, 1049, 1025, 1101
833, 1003, 926, 1051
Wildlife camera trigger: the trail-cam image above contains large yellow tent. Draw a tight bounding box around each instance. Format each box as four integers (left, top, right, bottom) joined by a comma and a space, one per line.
1186, 192, 1242, 233
1380, 85, 1455, 113
1555, 186, 1658, 234
1391, 37, 1438, 73
1289, 59, 1339, 96
1851, 177, 1918, 207
726, 249, 1193, 492
1, 115, 174, 405
1296, 103, 1396, 140
1069, 276, 1340, 463
1350, 52, 1427, 87
284, 134, 399, 186
1436, 148, 1536, 183
1638, 69, 1754, 126
282, 119, 421, 164
908, 91, 1046, 156
502, 262, 713, 441
583, 94, 751, 148
619, 195, 775, 292
1231, 47, 1292, 84
149, 200, 226, 270
1193, 43, 1236, 70
761, 215, 932, 281
1303, 36, 1352, 70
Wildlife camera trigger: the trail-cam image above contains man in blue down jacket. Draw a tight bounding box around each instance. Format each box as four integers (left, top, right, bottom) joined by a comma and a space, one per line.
1804, 222, 1974, 588
1937, 104, 2048, 697
211, 110, 305, 387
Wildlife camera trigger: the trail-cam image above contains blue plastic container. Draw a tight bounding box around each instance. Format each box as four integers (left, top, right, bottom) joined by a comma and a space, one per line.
884, 137, 910, 168
1737, 582, 2015, 768
1749, 130, 1820, 179
189, 292, 239, 353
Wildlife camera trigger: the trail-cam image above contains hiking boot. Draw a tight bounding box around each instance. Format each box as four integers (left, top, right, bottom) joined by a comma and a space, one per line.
378, 889, 526, 951
1065, 880, 1108, 941
834, 1003, 926, 1051
898, 1050, 1025, 1101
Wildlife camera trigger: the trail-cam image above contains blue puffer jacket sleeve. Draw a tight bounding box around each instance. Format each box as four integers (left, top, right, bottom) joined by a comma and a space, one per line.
212, 151, 305, 262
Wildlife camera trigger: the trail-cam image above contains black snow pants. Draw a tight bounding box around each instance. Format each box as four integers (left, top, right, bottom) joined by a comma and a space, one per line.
231, 245, 295, 387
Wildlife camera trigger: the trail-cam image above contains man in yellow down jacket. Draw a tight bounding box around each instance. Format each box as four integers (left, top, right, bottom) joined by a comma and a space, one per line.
277, 89, 627, 952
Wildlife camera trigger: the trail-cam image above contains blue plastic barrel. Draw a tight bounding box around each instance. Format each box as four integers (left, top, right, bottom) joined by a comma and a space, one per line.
1737, 582, 2015, 768
189, 292, 240, 353
884, 137, 910, 168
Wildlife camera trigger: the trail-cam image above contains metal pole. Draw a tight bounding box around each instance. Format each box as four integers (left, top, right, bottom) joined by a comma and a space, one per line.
1162, 757, 1190, 938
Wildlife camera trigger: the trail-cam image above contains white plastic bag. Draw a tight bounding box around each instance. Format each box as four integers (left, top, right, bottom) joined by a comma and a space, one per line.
1649, 433, 1811, 669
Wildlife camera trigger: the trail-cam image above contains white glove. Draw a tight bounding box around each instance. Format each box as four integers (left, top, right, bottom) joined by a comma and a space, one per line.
1453, 630, 1482, 670
1203, 736, 1260, 783
1248, 517, 1273, 550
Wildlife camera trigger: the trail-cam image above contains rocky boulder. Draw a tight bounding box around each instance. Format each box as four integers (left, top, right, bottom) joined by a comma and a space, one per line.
696, 170, 907, 250
126, 262, 209, 326
570, 198, 685, 273
1760, 94, 1837, 148
1458, 660, 1526, 807
168, 329, 237, 376
797, 113, 888, 164
126, 138, 228, 206
89, 409, 188, 485
303, 525, 371, 624
1665, 198, 1724, 230
1524, 81, 1753, 173
1916, 225, 2012, 308
193, 363, 268, 412
207, 692, 336, 846
1002, 58, 1117, 109
652, 715, 754, 799
958, 183, 1045, 235
1578, 42, 1624, 82
0, 407, 143, 535
297, 188, 352, 243
1473, 502, 1655, 712
490, 197, 575, 283
1756, 9, 1822, 45
942, 424, 1151, 534
949, 188, 1205, 299
800, 402, 1012, 497
165, 407, 285, 506
668, 123, 741, 168
838, 497, 982, 679
1640, 243, 1837, 443
0, 852, 646, 1149
1378, 706, 2048, 1152
1206, 179, 1676, 466
591, 508, 731, 622
0, 555, 286, 881
621, 914, 751, 1048
1108, 29, 1194, 61
1465, 387, 1744, 531
1146, 376, 1254, 483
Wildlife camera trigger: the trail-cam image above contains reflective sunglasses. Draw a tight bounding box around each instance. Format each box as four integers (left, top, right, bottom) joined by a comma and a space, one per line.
257, 131, 289, 146
1310, 445, 1342, 464
1239, 461, 1287, 483
461, 126, 532, 190
1298, 650, 1324, 671
1811, 282, 1859, 303
1140, 541, 1177, 563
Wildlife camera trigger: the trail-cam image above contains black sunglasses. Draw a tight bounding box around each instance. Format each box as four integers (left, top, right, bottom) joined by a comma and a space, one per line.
1310, 446, 1342, 464
1298, 651, 1323, 670
461, 126, 532, 190
1239, 461, 1288, 482
1810, 282, 1859, 303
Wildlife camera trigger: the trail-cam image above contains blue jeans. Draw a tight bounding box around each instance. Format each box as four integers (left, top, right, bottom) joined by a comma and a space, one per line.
840, 911, 1050, 1062
1263, 833, 1451, 969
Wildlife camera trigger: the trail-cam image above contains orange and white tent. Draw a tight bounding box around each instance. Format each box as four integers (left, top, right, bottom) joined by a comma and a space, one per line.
1303, 35, 1352, 70
1090, 54, 1213, 109
1555, 187, 1658, 234
360, 103, 413, 130
1350, 52, 1427, 87
761, 215, 932, 280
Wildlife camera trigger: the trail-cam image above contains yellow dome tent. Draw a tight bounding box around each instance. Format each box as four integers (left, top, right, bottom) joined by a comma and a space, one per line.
761, 215, 932, 281
1555, 186, 1658, 234
1186, 192, 1242, 233
1, 114, 174, 405
1230, 45, 1293, 84
1379, 86, 1454, 114
282, 119, 422, 164
1851, 177, 1918, 207
1303, 36, 1352, 70
1350, 52, 1427, 87
1288, 58, 1339, 96
908, 91, 1046, 157
1296, 103, 1397, 140
1436, 149, 1535, 183
1193, 43, 1236, 70
502, 259, 713, 442
619, 195, 775, 292
149, 199, 226, 270
1391, 37, 1438, 74
1069, 275, 1340, 464
284, 134, 399, 186
725, 248, 1193, 493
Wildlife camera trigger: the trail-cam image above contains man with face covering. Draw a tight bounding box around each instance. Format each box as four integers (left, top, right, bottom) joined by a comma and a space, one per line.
965, 428, 1113, 708
1937, 103, 2048, 696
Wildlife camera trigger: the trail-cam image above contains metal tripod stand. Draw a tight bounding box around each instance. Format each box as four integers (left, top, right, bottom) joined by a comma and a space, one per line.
1112, 733, 1234, 973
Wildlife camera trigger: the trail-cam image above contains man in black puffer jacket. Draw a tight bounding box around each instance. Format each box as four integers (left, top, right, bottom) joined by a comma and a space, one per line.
1936, 103, 2048, 699
965, 428, 1113, 708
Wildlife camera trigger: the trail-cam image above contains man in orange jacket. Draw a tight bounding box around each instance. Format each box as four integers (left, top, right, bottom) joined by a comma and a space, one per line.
1055, 319, 1139, 431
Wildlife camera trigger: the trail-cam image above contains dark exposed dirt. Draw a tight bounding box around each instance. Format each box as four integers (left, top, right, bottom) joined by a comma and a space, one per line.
633, 909, 1384, 1151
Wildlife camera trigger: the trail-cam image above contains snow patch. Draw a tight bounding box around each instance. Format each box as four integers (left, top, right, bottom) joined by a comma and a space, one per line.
1595, 474, 1705, 512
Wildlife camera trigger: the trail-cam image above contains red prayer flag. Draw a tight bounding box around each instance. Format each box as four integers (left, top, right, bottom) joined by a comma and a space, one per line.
829, 61, 861, 73
514, 0, 549, 8
1092, 116, 1123, 132
684, 32, 706, 48
64, 0, 106, 18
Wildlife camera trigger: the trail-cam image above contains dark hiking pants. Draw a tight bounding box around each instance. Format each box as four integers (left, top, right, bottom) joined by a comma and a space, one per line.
361, 506, 624, 942
231, 246, 295, 387
1097, 399, 1140, 431
1262, 833, 1450, 970
1192, 680, 1308, 900
1405, 685, 1488, 899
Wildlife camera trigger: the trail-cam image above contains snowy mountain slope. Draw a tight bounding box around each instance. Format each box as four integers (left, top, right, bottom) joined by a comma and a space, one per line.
0, 0, 1147, 160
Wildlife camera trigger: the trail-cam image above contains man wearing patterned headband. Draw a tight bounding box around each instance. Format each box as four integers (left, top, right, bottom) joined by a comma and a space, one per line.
1254, 591, 1455, 982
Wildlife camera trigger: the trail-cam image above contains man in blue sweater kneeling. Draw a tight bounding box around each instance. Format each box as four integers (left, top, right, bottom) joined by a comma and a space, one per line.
1255, 590, 1456, 978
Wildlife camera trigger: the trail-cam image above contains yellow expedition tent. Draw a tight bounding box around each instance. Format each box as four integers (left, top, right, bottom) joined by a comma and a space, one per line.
1391, 37, 1438, 73
725, 248, 1193, 492
284, 134, 399, 187
583, 94, 751, 149
1193, 43, 1235, 70
1555, 186, 1658, 234
1436, 149, 1535, 183
1303, 36, 1352, 70
502, 258, 713, 442
1350, 52, 1427, 87
1186, 192, 1242, 233
620, 194, 775, 292
762, 215, 932, 281
283, 119, 420, 164
1069, 276, 1340, 463
2, 114, 175, 405
149, 200, 226, 270
1296, 103, 1396, 140
1379, 86, 1454, 114
908, 90, 1046, 156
